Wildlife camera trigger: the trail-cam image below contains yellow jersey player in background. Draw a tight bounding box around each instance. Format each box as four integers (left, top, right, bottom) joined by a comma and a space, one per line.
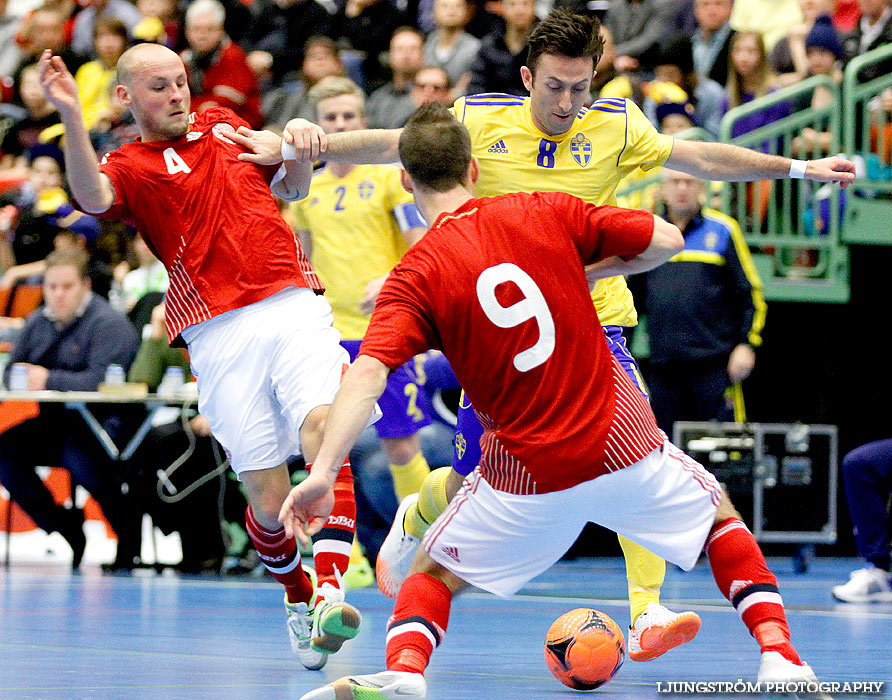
290, 77, 430, 581
239, 7, 854, 665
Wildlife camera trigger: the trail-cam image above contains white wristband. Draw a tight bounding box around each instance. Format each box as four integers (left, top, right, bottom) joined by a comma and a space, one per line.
789, 159, 807, 179
281, 139, 297, 162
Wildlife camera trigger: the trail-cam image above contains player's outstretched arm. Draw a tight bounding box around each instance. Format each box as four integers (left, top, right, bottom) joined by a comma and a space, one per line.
585, 214, 684, 284
666, 139, 856, 188
324, 128, 402, 164
38, 50, 114, 213
231, 126, 316, 201
278, 354, 389, 546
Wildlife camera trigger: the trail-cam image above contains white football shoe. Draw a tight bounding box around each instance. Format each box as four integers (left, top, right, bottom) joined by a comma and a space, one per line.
300, 670, 426, 700
376, 493, 421, 598
628, 603, 701, 662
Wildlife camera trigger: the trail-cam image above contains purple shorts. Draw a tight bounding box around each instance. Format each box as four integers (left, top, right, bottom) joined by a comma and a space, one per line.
342, 340, 431, 439
451, 325, 646, 476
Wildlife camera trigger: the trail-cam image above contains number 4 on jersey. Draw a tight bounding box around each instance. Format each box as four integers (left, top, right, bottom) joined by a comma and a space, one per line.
476, 263, 555, 372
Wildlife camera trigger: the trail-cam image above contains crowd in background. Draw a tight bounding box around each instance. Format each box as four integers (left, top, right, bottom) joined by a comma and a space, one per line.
0, 0, 889, 579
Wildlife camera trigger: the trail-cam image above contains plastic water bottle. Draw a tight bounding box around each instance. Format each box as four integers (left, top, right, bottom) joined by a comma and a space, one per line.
104, 364, 125, 386
157, 366, 184, 397
8, 363, 28, 391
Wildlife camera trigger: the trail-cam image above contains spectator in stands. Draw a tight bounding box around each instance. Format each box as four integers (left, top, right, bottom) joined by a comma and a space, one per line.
723, 31, 790, 140
664, 0, 698, 45
0, 0, 28, 81
12, 6, 87, 87
604, 0, 675, 76
70, 0, 142, 58
0, 64, 61, 179
135, 0, 184, 51
0, 247, 140, 569
366, 27, 425, 129
263, 36, 345, 130
628, 170, 766, 437
242, 0, 335, 86
74, 17, 128, 130
771, 0, 837, 78
0, 145, 74, 277
643, 37, 726, 137
730, 0, 804, 52
832, 439, 892, 603
126, 300, 227, 573
790, 16, 845, 157
110, 234, 168, 312
842, 0, 892, 84
409, 66, 453, 107
592, 24, 646, 104
657, 99, 699, 134
423, 0, 480, 97
336, 0, 407, 93
834, 0, 863, 31
692, 0, 735, 86
181, 0, 263, 129
467, 0, 536, 96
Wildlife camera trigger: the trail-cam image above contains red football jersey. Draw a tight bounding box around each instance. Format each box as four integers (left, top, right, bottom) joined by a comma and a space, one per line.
360, 191, 665, 494
96, 107, 322, 343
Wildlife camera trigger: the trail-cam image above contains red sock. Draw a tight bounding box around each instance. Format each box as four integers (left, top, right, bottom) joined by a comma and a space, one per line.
308, 459, 355, 589
245, 505, 313, 604
705, 517, 802, 665
385, 573, 452, 674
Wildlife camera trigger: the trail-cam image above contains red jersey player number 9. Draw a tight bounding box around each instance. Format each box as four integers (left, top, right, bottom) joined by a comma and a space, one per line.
476, 263, 556, 372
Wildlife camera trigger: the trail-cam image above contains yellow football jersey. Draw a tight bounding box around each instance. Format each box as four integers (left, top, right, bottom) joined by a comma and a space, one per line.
292, 164, 416, 339
451, 94, 674, 327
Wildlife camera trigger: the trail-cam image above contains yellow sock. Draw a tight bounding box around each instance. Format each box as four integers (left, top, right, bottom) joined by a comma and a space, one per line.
349, 536, 364, 566
618, 534, 666, 624
389, 451, 431, 501
404, 466, 451, 539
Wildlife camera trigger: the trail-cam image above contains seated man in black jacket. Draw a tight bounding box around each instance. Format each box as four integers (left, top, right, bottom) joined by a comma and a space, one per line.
0, 248, 139, 568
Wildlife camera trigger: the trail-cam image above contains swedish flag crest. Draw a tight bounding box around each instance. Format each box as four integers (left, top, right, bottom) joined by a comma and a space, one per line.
570, 133, 592, 167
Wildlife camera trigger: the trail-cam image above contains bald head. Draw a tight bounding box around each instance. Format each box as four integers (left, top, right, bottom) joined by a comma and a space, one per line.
116, 42, 182, 88
115, 42, 191, 142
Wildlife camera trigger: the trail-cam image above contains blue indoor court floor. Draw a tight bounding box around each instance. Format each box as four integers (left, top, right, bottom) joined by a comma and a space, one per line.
1, 556, 890, 700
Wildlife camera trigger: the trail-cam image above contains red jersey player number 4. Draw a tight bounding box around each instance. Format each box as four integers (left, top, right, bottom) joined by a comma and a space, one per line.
97, 107, 322, 344
359, 191, 665, 495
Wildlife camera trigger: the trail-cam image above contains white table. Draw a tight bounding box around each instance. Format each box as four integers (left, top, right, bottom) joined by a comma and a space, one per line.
0, 390, 195, 461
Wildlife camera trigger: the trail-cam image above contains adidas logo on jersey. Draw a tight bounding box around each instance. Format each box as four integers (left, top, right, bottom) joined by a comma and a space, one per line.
487, 140, 508, 154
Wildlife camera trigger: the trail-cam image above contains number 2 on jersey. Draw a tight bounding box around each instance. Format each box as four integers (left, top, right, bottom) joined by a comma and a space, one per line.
334, 185, 347, 211
476, 263, 555, 372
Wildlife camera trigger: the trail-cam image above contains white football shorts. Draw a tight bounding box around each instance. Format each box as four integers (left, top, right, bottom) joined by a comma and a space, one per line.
181, 287, 349, 476
423, 441, 722, 597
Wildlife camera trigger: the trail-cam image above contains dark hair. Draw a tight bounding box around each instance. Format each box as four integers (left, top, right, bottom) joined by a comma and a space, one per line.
45, 248, 91, 280
398, 103, 471, 193
526, 9, 603, 75
94, 16, 129, 42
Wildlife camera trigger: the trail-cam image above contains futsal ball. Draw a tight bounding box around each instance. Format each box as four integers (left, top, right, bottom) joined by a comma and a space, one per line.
544, 608, 625, 690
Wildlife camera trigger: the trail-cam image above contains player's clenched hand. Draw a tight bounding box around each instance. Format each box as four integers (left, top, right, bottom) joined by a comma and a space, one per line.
232, 127, 289, 165
282, 118, 327, 162
359, 274, 387, 315
805, 156, 856, 189
278, 474, 335, 548
38, 50, 80, 117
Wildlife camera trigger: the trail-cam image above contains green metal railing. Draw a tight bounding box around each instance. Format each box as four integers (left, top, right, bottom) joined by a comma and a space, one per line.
718, 76, 849, 302
616, 44, 892, 303
842, 42, 892, 245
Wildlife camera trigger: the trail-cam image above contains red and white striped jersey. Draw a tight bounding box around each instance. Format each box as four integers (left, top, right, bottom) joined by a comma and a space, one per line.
95, 107, 322, 343
359, 191, 665, 495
